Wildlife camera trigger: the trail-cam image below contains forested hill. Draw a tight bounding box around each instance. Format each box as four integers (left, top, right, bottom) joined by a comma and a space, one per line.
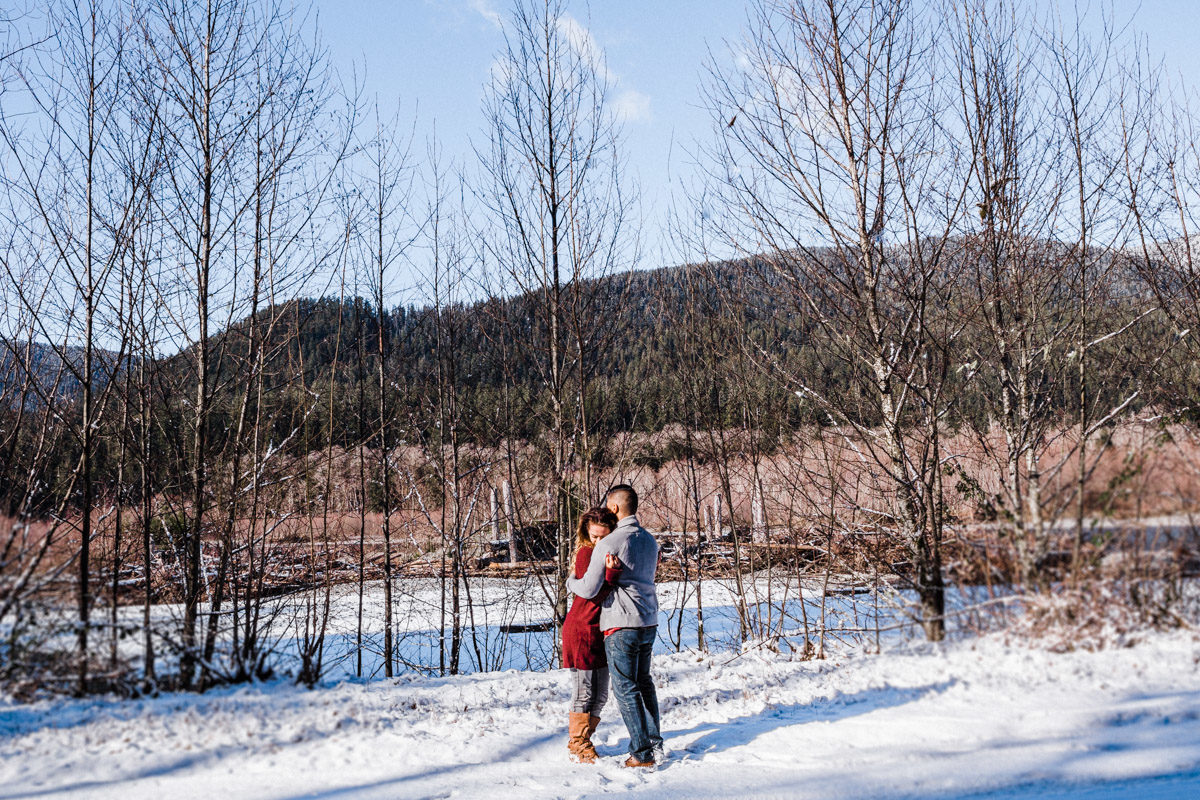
0, 341, 121, 405
6, 246, 1157, 461
162, 246, 1154, 455
193, 259, 809, 449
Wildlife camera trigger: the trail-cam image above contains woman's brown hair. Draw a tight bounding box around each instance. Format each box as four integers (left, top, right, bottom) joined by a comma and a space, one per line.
575, 506, 618, 550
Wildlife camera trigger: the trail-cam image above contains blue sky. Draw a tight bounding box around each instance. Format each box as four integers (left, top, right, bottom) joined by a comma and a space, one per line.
312, 0, 1200, 272
8, 1, 1197, 344
314, 0, 751, 268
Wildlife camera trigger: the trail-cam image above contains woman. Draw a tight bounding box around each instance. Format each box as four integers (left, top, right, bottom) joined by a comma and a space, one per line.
562, 506, 622, 763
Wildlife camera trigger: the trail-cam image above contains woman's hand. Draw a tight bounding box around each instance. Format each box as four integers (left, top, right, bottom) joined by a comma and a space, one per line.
605, 553, 621, 570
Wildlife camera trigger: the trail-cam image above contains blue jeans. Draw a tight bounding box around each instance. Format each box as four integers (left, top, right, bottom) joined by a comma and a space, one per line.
604, 626, 662, 762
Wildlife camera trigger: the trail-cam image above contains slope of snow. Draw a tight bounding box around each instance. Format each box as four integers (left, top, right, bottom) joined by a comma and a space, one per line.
3, 626, 1199, 799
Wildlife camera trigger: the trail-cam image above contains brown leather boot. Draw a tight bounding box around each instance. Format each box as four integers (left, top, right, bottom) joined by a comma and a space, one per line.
587, 715, 601, 740
568, 712, 597, 763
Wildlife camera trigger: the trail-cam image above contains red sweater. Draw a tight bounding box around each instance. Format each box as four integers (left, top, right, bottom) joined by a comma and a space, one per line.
562, 546, 620, 670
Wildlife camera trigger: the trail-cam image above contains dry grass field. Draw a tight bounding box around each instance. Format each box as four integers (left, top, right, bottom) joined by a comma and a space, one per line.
10, 418, 1200, 607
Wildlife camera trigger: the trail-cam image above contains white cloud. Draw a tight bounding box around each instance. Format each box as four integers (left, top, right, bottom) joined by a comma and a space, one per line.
470, 0, 503, 30
557, 14, 651, 124
557, 14, 605, 72
613, 89, 652, 123
477, 5, 652, 124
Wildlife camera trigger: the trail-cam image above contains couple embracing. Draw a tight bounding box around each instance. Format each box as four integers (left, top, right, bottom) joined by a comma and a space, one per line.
561, 484, 663, 768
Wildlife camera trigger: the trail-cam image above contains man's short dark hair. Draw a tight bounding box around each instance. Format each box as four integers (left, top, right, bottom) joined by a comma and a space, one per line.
606, 484, 638, 513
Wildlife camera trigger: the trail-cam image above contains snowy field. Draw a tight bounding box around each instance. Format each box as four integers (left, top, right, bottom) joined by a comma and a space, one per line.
3, 579, 1200, 799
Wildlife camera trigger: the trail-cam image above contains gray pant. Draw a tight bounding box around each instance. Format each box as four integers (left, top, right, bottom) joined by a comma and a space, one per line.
570, 666, 610, 715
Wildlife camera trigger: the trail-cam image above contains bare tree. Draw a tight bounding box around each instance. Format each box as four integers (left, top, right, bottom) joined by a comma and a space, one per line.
420, 149, 471, 675
947, 0, 1080, 585
141, 0, 351, 688
479, 0, 636, 649
704, 0, 971, 640
945, 0, 1152, 587
0, 0, 159, 692
357, 102, 415, 678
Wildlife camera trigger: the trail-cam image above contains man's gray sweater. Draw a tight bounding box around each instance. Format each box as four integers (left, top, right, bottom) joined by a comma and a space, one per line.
566, 515, 659, 629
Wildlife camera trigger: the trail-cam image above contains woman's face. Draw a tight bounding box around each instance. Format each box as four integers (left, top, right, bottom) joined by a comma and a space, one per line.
588, 523, 612, 544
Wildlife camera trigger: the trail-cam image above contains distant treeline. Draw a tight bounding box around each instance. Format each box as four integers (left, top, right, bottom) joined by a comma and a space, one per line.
4, 249, 1170, 513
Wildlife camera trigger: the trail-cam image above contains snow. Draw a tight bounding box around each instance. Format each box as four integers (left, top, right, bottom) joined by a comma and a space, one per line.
92, 575, 928, 680
3, 578, 1200, 799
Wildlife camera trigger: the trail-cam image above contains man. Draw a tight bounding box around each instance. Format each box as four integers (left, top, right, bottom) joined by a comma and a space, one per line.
566, 484, 663, 767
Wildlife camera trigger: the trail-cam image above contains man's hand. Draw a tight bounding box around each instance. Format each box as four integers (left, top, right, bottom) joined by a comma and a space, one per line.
605, 553, 622, 570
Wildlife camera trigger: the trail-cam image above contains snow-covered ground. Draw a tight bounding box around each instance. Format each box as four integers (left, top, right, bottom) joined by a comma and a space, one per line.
69, 574, 926, 680
3, 584, 1199, 799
